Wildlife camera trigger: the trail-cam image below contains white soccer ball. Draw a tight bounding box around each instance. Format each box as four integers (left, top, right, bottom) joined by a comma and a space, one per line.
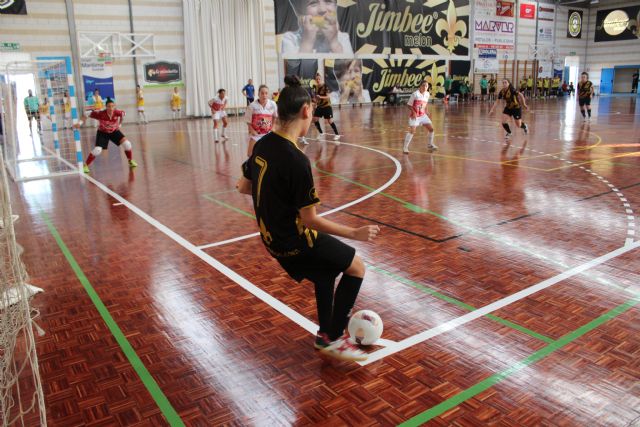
348, 310, 383, 345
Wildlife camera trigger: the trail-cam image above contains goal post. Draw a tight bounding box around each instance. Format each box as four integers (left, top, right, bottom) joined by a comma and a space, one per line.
2, 59, 84, 182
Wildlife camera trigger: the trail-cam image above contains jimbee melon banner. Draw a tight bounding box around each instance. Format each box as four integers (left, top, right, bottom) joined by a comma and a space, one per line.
275, 0, 470, 58
323, 58, 446, 105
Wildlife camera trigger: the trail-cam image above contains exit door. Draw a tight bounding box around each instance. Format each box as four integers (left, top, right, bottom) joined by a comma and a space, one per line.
600, 68, 614, 94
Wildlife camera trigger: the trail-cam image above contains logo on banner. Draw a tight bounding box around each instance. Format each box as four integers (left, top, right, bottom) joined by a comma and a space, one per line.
496, 1, 514, 17
144, 61, 181, 84
0, 0, 16, 9
568, 10, 582, 38
0, 0, 26, 14
478, 48, 497, 58
520, 3, 535, 19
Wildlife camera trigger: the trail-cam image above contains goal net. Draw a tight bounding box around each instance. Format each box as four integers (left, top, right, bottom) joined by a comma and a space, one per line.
0, 145, 46, 425
2, 59, 83, 182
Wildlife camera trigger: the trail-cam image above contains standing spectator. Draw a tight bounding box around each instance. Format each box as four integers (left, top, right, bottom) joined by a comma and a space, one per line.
632, 69, 639, 93
479, 75, 488, 101
242, 79, 255, 105
23, 89, 41, 135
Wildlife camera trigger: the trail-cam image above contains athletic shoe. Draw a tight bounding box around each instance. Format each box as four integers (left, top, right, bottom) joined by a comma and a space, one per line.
301, 137, 309, 145
214, 139, 219, 143
314, 332, 331, 350
321, 335, 367, 362
83, 164, 90, 174
222, 135, 229, 140
333, 134, 341, 141
523, 124, 529, 134
428, 144, 438, 151
505, 132, 512, 138
128, 160, 138, 168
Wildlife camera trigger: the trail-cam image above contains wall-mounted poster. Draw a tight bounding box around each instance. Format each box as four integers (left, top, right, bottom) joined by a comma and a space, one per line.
81, 54, 115, 101
0, 0, 26, 14
473, 0, 516, 58
594, 5, 640, 42
519, 2, 536, 20
537, 4, 555, 45
284, 59, 318, 95
567, 9, 583, 39
143, 61, 182, 87
275, 0, 470, 58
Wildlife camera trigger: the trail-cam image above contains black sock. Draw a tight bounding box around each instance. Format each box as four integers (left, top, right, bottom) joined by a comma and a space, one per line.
581, 110, 586, 118
502, 123, 511, 133
329, 274, 363, 341
330, 122, 339, 135
587, 109, 591, 117
313, 280, 335, 335
520, 122, 526, 129
314, 121, 323, 134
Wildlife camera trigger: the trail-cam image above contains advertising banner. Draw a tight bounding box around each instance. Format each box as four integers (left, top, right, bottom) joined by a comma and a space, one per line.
594, 5, 640, 42
143, 60, 182, 87
473, 0, 516, 57
537, 4, 555, 45
275, 0, 470, 58
519, 2, 536, 20
0, 0, 27, 14
474, 48, 498, 73
81, 54, 115, 102
284, 59, 318, 94
567, 9, 583, 39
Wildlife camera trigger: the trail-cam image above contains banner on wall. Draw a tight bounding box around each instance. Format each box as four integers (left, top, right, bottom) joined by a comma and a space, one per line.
321, 58, 445, 104
519, 2, 536, 20
0, 0, 27, 14
553, 59, 564, 78
81, 54, 115, 102
143, 60, 182, 87
284, 59, 318, 94
567, 9, 583, 38
473, 0, 515, 58
537, 5, 555, 45
538, 60, 553, 78
275, 0, 470, 58
474, 48, 498, 73
594, 5, 640, 42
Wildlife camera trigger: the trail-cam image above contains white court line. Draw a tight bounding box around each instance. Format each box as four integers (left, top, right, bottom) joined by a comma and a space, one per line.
77, 172, 398, 346
359, 240, 640, 365
70, 144, 400, 348
197, 142, 403, 250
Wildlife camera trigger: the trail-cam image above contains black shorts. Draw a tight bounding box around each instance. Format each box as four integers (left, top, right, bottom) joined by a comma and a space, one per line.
26, 110, 39, 119
246, 97, 254, 105
489, 88, 496, 94
503, 107, 522, 120
276, 233, 356, 283
578, 97, 591, 107
95, 130, 125, 149
314, 106, 333, 119
481, 88, 487, 95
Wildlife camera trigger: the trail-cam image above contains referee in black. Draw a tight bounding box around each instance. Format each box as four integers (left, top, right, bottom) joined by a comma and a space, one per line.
237, 75, 379, 362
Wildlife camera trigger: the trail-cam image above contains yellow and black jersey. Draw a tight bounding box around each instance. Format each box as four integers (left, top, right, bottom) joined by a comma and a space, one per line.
242, 132, 320, 257
499, 87, 520, 109
578, 81, 593, 99
316, 84, 330, 108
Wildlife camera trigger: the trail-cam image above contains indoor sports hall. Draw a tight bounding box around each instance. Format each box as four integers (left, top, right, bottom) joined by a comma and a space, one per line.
0, 0, 639, 425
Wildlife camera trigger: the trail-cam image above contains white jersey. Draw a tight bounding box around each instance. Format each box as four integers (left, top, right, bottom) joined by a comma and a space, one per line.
209, 96, 227, 112
246, 99, 278, 135
407, 90, 430, 117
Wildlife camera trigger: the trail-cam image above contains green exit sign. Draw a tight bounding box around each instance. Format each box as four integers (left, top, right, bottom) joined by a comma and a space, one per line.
0, 42, 20, 51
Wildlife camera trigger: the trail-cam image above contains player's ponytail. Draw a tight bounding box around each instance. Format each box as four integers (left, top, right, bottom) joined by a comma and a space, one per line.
105, 98, 114, 105
278, 75, 310, 123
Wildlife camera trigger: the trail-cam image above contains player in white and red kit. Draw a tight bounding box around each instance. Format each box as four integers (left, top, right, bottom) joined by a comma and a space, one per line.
73, 98, 137, 173
403, 80, 437, 153
245, 84, 278, 156
208, 89, 229, 142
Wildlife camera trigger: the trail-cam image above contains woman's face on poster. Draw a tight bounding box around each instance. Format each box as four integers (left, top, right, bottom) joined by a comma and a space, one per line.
305, 0, 337, 17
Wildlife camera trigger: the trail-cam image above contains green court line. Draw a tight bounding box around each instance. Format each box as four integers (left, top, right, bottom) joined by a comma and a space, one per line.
202, 194, 255, 219
40, 211, 185, 427
399, 296, 640, 426
367, 264, 554, 344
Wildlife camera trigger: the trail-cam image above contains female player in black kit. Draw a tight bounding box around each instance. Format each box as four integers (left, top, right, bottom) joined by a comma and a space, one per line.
237, 75, 380, 362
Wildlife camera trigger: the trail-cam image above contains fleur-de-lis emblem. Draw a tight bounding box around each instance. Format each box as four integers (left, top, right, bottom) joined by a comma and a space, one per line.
426, 63, 445, 97
436, 0, 467, 53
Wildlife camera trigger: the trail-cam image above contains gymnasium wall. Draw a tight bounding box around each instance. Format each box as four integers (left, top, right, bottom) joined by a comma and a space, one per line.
582, 1, 640, 89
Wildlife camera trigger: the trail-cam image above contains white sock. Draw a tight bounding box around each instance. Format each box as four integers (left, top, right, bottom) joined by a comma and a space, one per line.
428, 131, 434, 146
214, 129, 219, 140
403, 133, 413, 152
172, 111, 176, 120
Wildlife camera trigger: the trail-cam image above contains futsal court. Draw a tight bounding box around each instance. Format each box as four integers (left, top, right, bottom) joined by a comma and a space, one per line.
2, 0, 640, 425
7, 93, 639, 425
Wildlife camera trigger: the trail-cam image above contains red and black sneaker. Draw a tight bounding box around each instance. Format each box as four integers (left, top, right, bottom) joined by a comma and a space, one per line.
320, 335, 367, 362
314, 332, 331, 350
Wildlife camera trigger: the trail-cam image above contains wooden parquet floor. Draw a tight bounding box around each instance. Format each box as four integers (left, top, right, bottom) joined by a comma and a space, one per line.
9, 95, 640, 426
